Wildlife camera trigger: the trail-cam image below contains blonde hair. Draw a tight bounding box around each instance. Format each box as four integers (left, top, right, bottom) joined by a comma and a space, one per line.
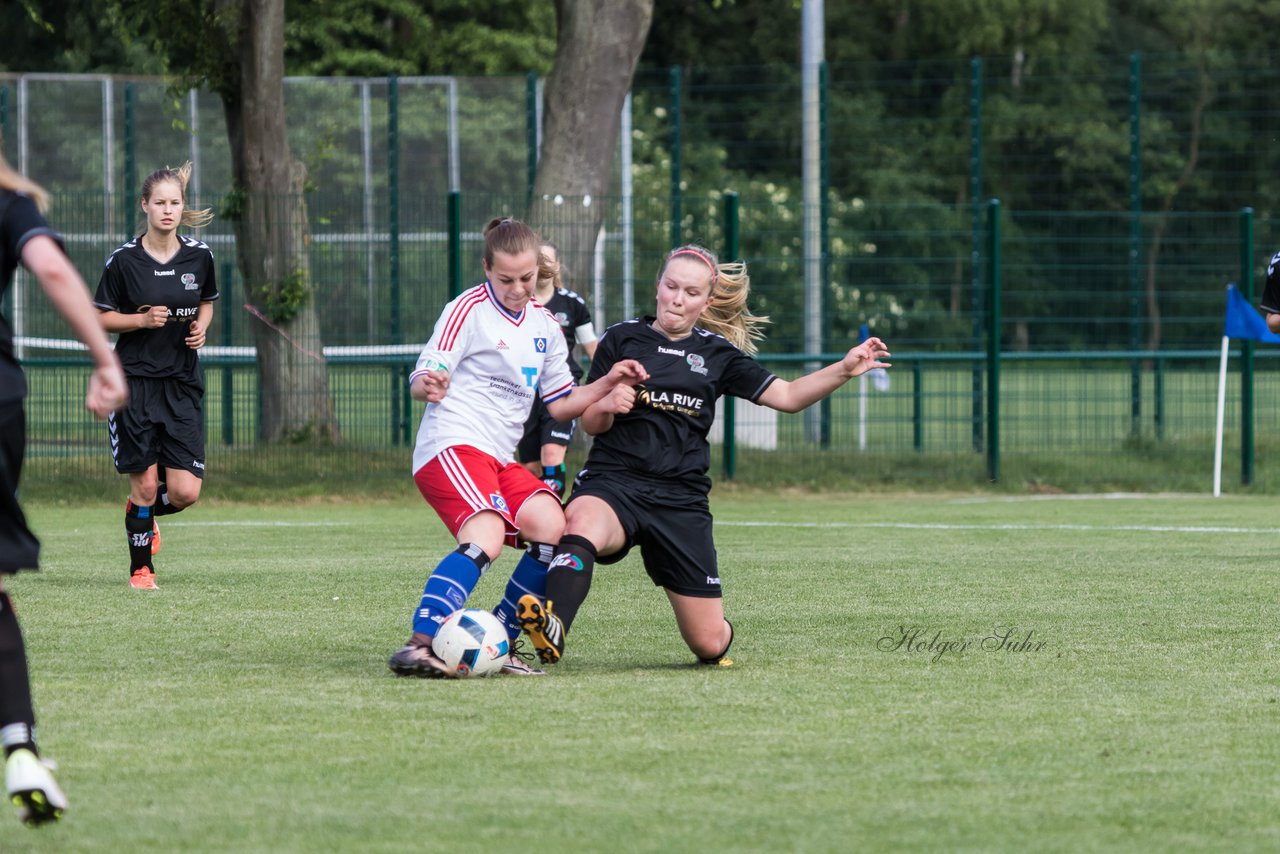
539, 240, 564, 290
141, 161, 214, 228
483, 217, 541, 267
660, 244, 769, 355
0, 139, 50, 212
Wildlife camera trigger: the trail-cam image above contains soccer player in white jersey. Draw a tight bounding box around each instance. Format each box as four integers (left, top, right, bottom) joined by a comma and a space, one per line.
388, 217, 646, 678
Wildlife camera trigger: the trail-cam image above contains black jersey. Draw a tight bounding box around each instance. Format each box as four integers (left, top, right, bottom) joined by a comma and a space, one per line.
94, 235, 218, 386
0, 191, 63, 404
582, 316, 776, 492
1261, 250, 1280, 316
539, 287, 594, 381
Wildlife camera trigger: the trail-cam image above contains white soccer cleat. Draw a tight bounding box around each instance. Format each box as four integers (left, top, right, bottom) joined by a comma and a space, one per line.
6, 748, 68, 827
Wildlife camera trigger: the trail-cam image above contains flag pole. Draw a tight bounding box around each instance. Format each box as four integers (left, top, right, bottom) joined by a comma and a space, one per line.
1213, 334, 1229, 497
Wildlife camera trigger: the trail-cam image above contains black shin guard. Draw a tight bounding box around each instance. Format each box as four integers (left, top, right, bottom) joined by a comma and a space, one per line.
125, 501, 153, 572
545, 534, 597, 632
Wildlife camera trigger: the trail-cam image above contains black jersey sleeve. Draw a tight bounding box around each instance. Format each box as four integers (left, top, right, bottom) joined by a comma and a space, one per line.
93, 246, 131, 313
719, 347, 777, 403
198, 245, 219, 302
585, 321, 625, 383
5, 194, 61, 259
1262, 250, 1280, 315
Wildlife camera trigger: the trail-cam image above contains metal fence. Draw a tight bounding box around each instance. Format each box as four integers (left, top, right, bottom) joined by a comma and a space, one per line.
6, 55, 1280, 491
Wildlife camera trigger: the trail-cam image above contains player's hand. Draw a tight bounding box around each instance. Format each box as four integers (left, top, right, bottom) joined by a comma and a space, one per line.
139, 305, 169, 329
605, 358, 648, 387
185, 320, 207, 349
842, 336, 891, 378
85, 360, 127, 419
420, 369, 450, 403
604, 384, 637, 415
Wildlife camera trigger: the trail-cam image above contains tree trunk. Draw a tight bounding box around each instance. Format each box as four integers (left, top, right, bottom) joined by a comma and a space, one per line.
222, 0, 337, 442
528, 0, 653, 281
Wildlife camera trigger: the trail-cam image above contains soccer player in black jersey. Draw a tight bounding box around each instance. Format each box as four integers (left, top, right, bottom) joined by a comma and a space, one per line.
94, 163, 218, 590
517, 241, 598, 498
1262, 250, 1280, 333
517, 244, 891, 667
1, 147, 127, 826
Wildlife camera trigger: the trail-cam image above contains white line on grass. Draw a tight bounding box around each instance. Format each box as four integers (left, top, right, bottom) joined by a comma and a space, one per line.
719, 521, 1280, 534
160, 521, 349, 528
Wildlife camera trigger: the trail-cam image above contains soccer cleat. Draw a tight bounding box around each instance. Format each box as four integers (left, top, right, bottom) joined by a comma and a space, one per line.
128, 567, 158, 590
698, 656, 734, 668
498, 638, 545, 676
516, 594, 565, 664
150, 519, 161, 556
6, 749, 67, 827
388, 641, 451, 678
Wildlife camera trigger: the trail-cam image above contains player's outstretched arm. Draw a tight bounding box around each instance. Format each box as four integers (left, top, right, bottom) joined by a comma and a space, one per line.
757, 336, 891, 413
545, 358, 647, 423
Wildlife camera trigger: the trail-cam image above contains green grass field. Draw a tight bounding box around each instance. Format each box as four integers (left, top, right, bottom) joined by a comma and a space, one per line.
3, 492, 1278, 852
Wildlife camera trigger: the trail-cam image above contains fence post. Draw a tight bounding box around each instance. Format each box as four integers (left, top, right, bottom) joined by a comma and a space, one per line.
969, 57, 984, 453
221, 261, 234, 445
986, 199, 1001, 482
722, 191, 739, 480
527, 72, 539, 205
123, 82, 136, 240
1128, 52, 1143, 436
669, 65, 682, 248
1241, 206, 1255, 485
388, 74, 404, 445
448, 190, 462, 300
818, 60, 831, 448
913, 360, 924, 451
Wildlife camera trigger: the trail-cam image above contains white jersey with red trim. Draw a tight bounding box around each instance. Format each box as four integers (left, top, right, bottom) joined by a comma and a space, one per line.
412, 282, 574, 472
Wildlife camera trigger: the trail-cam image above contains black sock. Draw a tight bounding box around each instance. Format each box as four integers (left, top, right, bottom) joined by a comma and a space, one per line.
151, 488, 185, 517
0, 592, 36, 754
545, 534, 597, 632
125, 500, 153, 572
541, 464, 567, 500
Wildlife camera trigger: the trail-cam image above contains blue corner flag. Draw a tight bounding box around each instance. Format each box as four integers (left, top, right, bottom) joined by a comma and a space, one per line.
1223, 284, 1280, 343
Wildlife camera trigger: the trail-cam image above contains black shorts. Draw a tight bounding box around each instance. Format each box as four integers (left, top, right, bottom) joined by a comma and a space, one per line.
0, 400, 40, 574
567, 468, 720, 598
517, 396, 576, 463
109, 376, 206, 477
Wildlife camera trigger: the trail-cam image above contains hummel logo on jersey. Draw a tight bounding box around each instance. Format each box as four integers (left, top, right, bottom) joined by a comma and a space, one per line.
154, 269, 175, 276
497, 340, 509, 350
706, 576, 721, 585
658, 346, 685, 357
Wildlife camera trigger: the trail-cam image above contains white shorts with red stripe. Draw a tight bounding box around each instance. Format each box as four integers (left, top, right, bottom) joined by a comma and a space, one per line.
414, 444, 554, 548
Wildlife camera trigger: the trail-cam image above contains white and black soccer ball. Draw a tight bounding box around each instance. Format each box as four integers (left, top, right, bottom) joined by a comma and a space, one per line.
433, 609, 509, 677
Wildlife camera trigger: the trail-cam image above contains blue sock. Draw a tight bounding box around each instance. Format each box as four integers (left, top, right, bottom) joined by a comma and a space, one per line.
493, 542, 552, 641
412, 544, 490, 638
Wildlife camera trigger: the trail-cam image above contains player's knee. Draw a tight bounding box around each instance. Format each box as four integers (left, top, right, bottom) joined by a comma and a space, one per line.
685, 621, 731, 661
169, 483, 201, 508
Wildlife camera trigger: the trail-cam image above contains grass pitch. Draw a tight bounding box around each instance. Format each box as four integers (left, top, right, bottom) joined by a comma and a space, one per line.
3, 492, 1278, 852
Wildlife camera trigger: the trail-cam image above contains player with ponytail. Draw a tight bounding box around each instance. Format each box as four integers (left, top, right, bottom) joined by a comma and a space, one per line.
94, 162, 218, 589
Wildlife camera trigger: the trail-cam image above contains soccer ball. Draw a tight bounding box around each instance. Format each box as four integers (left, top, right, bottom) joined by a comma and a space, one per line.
433, 609, 510, 677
